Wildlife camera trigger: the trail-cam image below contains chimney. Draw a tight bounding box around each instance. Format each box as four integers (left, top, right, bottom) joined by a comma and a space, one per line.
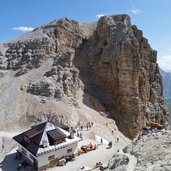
42, 140, 48, 148
70, 131, 74, 139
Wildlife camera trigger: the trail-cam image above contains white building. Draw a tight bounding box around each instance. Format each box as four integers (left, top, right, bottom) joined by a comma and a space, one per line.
13, 121, 81, 171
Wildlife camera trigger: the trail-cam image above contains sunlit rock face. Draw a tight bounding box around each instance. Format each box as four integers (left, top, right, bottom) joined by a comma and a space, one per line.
75, 14, 168, 138
0, 15, 168, 138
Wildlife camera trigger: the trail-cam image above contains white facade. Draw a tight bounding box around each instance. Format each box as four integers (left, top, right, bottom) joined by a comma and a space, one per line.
14, 122, 81, 170
18, 141, 78, 168
37, 142, 78, 167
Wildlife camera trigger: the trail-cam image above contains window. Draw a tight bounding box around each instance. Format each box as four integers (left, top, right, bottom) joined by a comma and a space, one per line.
21, 148, 27, 156
48, 155, 55, 160
67, 148, 72, 153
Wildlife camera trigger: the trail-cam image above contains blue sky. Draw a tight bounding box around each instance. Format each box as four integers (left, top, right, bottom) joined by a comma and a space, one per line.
1, 0, 171, 71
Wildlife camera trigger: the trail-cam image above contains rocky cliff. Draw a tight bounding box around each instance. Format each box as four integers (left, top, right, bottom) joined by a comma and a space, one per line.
0, 14, 168, 138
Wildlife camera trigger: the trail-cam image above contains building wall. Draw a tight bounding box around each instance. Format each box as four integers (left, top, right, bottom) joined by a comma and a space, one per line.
37, 142, 78, 168
18, 145, 37, 164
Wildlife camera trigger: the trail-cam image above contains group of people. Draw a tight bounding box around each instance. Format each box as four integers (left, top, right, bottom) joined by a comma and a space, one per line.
105, 122, 120, 144
86, 122, 93, 130
80, 122, 94, 131
95, 161, 102, 168
95, 161, 109, 170
71, 120, 119, 146
75, 121, 94, 139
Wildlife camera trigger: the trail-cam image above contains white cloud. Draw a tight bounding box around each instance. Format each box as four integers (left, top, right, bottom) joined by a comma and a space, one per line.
96, 14, 105, 18
168, 48, 171, 52
158, 55, 171, 71
12, 26, 34, 32
129, 6, 142, 14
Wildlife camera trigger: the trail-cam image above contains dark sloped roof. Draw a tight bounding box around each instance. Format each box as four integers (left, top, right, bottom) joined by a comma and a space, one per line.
47, 128, 66, 141
13, 122, 69, 156
55, 124, 70, 132
13, 122, 47, 156
24, 128, 40, 139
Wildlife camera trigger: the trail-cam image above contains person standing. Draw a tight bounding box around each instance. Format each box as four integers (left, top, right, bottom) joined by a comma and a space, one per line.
86, 124, 89, 131
80, 133, 83, 139
89, 123, 91, 129
101, 138, 103, 144
116, 137, 119, 143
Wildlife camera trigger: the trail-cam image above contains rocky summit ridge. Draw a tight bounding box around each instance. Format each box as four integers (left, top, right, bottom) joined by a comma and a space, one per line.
0, 14, 168, 138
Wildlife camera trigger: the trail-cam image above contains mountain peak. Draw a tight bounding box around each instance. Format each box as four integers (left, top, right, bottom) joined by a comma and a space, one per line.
0, 14, 168, 138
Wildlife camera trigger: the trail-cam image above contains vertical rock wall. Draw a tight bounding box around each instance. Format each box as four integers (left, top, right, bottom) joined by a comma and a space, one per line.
75, 15, 168, 138
0, 15, 168, 138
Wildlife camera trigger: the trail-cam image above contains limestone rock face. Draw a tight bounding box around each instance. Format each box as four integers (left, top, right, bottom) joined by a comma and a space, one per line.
75, 15, 168, 138
0, 14, 168, 138
27, 66, 82, 101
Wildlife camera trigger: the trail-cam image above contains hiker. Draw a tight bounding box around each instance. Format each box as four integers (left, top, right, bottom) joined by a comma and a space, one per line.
101, 138, 103, 144
77, 131, 80, 137
91, 122, 93, 126
112, 130, 114, 135
116, 137, 119, 143
80, 125, 83, 131
86, 124, 89, 131
80, 132, 83, 139
108, 141, 112, 148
